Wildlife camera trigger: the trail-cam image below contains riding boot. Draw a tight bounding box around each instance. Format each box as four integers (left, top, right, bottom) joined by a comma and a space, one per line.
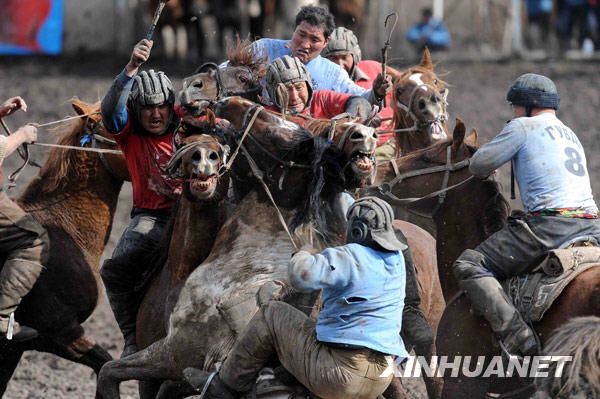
105, 291, 139, 358
101, 258, 139, 358
400, 245, 434, 354
0, 258, 44, 342
461, 277, 538, 356
183, 368, 237, 399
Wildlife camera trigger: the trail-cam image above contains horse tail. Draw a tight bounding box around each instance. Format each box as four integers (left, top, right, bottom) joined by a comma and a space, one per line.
536, 316, 600, 397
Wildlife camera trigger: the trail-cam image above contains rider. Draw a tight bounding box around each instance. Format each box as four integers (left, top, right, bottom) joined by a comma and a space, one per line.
246, 6, 392, 104
0, 96, 48, 342
100, 39, 181, 357
184, 197, 409, 399
454, 73, 600, 356
264, 55, 373, 121
406, 8, 451, 54
321, 27, 395, 129
266, 54, 434, 360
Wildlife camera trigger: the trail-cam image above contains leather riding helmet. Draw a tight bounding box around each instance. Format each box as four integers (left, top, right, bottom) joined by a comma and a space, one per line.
506, 73, 560, 116
346, 197, 407, 251
321, 27, 362, 77
129, 69, 176, 134
266, 55, 313, 111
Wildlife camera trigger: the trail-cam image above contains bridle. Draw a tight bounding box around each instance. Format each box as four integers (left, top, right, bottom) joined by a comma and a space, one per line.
80, 116, 123, 181
384, 80, 449, 134
195, 63, 262, 101
376, 145, 474, 217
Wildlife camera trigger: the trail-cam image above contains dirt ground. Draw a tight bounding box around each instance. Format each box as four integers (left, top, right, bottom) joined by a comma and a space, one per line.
1, 56, 599, 398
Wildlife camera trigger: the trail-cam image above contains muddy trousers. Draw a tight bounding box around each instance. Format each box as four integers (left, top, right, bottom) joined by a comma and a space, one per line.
453, 215, 600, 355
0, 193, 49, 333
100, 209, 169, 353
219, 301, 393, 399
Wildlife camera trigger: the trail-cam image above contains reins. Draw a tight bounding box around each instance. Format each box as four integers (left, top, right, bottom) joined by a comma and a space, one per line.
376, 145, 473, 216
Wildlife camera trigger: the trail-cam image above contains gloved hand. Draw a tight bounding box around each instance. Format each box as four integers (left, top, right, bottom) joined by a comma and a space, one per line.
373, 73, 393, 98
126, 39, 153, 76
0, 96, 27, 118
344, 96, 373, 122
256, 280, 287, 306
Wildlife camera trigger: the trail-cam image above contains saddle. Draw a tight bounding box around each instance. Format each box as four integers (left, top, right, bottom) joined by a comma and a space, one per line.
502, 241, 600, 323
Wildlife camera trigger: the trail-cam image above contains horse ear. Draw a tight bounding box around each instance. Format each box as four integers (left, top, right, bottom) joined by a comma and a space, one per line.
465, 128, 479, 147
72, 98, 87, 115
419, 47, 433, 70
206, 108, 216, 127
451, 118, 466, 151
71, 98, 100, 116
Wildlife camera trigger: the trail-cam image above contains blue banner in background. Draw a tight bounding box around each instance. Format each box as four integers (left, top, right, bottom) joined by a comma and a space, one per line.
0, 0, 63, 55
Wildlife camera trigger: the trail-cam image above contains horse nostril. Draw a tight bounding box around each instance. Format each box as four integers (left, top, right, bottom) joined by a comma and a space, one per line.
431, 95, 438, 103
350, 132, 363, 140
418, 99, 427, 110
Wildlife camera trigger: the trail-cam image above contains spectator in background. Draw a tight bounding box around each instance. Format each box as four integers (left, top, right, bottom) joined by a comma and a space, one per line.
406, 8, 451, 54
556, 0, 591, 52
524, 0, 554, 50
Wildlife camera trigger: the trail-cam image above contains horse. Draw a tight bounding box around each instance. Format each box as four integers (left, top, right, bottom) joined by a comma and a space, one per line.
177, 38, 266, 118
390, 48, 450, 157
533, 316, 600, 398
0, 99, 130, 396
97, 96, 442, 399
371, 124, 600, 398
135, 119, 232, 398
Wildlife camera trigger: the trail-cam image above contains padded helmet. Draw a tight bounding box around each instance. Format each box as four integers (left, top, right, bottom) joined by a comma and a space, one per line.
130, 69, 175, 109
506, 73, 560, 111
321, 27, 362, 74
346, 197, 406, 251
266, 56, 313, 110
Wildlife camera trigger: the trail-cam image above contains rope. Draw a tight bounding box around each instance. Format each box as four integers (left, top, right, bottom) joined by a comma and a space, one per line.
34, 112, 100, 128
221, 105, 263, 174
31, 142, 122, 154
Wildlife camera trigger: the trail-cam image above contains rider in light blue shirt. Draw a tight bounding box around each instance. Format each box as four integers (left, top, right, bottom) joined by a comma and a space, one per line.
243, 6, 391, 105
182, 197, 409, 399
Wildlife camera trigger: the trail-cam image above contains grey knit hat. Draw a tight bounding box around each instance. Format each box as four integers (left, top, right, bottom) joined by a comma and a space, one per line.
506, 73, 560, 110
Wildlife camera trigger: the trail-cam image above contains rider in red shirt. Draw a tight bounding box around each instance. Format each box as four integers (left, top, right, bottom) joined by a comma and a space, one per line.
100, 39, 181, 358
322, 27, 398, 145
264, 55, 373, 123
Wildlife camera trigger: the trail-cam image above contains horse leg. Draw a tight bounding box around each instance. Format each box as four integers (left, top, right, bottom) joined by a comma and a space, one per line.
437, 295, 493, 398
155, 379, 197, 399
383, 378, 412, 399
139, 380, 163, 399
98, 339, 178, 399
0, 347, 23, 395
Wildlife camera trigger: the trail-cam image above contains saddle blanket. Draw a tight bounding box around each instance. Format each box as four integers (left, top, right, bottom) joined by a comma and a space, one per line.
502, 246, 600, 322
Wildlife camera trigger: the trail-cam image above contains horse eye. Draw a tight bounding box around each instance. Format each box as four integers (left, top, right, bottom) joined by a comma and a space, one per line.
238, 74, 249, 83
209, 152, 219, 160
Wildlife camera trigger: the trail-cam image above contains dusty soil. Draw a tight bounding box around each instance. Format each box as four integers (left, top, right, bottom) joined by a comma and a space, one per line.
0, 56, 599, 398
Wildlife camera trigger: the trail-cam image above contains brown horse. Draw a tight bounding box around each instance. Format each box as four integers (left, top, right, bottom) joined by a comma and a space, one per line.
0, 100, 129, 396
135, 125, 231, 398
177, 38, 266, 118
373, 124, 600, 398
390, 48, 450, 157
96, 97, 440, 398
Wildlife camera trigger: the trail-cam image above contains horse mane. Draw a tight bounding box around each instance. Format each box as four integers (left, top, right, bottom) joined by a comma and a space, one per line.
226, 37, 267, 80
23, 118, 87, 197
535, 316, 600, 398
481, 179, 509, 236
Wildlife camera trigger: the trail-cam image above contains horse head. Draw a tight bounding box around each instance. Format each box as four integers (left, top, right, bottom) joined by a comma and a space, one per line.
165, 131, 229, 202
392, 48, 450, 155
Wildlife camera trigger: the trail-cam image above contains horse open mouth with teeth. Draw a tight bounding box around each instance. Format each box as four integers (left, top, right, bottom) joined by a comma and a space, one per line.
187, 173, 219, 197
351, 151, 375, 176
